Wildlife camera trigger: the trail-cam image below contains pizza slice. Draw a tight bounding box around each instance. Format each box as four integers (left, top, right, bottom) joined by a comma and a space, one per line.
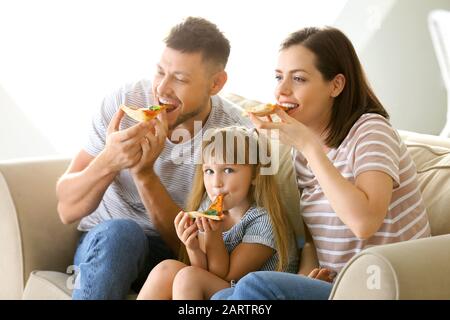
186, 194, 224, 221
242, 103, 295, 117
120, 104, 168, 122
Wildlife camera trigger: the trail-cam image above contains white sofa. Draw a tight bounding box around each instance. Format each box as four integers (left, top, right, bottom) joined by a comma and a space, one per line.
1, 95, 450, 299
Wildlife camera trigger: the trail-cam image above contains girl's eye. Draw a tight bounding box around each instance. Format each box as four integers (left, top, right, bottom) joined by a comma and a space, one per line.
204, 168, 214, 175
224, 168, 235, 174
275, 74, 282, 82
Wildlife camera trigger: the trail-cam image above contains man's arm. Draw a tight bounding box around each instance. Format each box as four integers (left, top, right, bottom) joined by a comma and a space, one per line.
133, 171, 182, 254
130, 112, 183, 254
57, 109, 152, 224
56, 150, 117, 224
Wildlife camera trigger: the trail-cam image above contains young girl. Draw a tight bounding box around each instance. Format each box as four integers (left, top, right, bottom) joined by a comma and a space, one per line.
136, 126, 299, 300
212, 26, 431, 300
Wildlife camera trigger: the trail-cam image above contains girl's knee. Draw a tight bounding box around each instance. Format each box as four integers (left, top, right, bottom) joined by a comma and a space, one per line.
172, 266, 200, 289
152, 259, 186, 275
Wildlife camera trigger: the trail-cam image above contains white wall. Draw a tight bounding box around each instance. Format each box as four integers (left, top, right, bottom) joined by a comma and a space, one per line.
2, 0, 449, 161
0, 0, 346, 160
0, 85, 57, 159
335, 0, 450, 135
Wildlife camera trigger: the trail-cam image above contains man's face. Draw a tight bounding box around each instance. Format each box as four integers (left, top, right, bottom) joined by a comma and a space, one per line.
152, 47, 214, 131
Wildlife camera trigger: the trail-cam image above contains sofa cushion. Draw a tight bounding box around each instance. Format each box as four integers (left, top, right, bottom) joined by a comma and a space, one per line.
402, 142, 450, 236
22, 270, 139, 300
22, 271, 72, 300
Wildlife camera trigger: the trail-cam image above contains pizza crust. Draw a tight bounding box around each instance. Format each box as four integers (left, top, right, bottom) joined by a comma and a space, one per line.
120, 104, 167, 122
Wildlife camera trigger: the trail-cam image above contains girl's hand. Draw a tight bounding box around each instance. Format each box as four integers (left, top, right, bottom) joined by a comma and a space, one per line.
196, 217, 223, 237
248, 108, 320, 153
174, 211, 200, 251
308, 268, 336, 283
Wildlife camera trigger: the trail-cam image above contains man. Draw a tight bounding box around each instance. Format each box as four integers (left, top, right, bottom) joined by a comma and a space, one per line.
56, 17, 252, 299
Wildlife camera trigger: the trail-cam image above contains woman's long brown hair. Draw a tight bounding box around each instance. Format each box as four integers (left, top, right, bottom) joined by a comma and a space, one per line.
280, 26, 389, 148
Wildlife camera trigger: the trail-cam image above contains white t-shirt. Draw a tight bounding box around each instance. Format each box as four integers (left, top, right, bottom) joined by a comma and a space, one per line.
78, 79, 253, 236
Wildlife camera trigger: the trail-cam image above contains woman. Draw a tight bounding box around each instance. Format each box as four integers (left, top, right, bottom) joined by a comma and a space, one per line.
212, 26, 431, 300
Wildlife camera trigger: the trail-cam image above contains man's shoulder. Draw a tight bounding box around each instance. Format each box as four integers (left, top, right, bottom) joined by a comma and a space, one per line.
211, 95, 253, 128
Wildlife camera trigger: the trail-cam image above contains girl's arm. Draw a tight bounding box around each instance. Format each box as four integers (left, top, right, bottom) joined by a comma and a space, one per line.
175, 212, 207, 269
207, 239, 274, 282
200, 218, 274, 281
186, 248, 207, 269
186, 233, 207, 269
204, 230, 230, 278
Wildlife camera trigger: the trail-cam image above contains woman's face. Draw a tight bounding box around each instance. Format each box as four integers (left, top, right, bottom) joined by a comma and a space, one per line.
274, 44, 335, 133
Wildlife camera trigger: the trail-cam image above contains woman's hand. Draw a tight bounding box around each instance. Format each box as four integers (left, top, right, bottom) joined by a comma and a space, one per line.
248, 107, 320, 153
174, 211, 200, 251
307, 267, 337, 283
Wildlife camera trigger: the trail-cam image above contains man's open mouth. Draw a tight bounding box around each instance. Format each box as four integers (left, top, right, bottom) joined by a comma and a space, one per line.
158, 97, 181, 113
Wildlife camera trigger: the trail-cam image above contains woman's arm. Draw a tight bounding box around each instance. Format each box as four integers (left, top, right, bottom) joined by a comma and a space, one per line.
303, 142, 393, 239
250, 111, 393, 240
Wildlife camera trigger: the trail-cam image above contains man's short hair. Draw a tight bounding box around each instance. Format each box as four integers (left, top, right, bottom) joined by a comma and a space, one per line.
164, 17, 230, 69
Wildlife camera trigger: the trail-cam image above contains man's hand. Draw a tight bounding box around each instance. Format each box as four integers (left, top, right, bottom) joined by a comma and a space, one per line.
307, 268, 337, 283
99, 109, 153, 173
130, 110, 168, 179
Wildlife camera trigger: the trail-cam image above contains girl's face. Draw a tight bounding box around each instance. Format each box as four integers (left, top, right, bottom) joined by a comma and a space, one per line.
275, 44, 336, 133
202, 162, 253, 216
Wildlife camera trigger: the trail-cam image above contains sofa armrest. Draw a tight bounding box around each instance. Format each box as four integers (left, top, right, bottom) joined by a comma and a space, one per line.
329, 234, 450, 299
0, 157, 81, 299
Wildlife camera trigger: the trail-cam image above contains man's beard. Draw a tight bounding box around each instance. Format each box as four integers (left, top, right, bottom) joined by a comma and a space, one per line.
169, 101, 209, 130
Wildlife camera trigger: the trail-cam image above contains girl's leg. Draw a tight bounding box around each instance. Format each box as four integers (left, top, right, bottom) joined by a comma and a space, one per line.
212, 271, 332, 300
136, 259, 187, 300
172, 266, 231, 300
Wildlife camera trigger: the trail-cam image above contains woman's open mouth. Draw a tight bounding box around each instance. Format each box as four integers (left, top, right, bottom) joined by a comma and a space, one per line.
279, 102, 300, 115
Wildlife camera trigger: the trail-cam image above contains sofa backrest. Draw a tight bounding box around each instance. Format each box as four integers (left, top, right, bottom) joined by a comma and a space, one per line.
399, 131, 450, 236
223, 93, 450, 238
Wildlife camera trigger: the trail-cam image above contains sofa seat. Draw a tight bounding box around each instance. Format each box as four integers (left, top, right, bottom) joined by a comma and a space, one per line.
1, 93, 450, 299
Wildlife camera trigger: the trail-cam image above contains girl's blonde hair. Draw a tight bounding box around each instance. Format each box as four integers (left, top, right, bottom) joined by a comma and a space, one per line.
181, 126, 293, 271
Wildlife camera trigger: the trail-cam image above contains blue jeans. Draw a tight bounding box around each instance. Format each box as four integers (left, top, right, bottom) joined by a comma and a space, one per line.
72, 219, 174, 300
211, 271, 333, 300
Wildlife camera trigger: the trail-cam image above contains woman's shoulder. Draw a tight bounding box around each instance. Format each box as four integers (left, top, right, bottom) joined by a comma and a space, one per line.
353, 113, 393, 131
347, 113, 400, 143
